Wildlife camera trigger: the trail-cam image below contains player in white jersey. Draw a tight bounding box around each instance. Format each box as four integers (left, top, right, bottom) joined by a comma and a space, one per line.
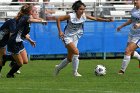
54, 0, 113, 77
117, 0, 140, 74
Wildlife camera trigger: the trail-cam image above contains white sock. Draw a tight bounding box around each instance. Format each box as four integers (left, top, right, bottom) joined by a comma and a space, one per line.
121, 55, 131, 72
72, 55, 79, 73
133, 51, 140, 60
57, 58, 69, 70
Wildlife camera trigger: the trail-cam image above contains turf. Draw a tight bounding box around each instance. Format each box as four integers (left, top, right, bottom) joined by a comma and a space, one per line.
0, 59, 140, 93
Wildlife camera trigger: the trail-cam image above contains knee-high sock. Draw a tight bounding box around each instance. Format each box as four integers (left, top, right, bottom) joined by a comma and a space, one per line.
10, 61, 16, 67
2, 55, 15, 66
133, 51, 140, 60
57, 58, 69, 70
121, 55, 131, 72
72, 55, 79, 73
7, 63, 21, 75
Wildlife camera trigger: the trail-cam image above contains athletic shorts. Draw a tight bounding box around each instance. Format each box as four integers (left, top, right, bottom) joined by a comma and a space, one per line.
62, 35, 79, 47
7, 41, 25, 54
128, 35, 140, 47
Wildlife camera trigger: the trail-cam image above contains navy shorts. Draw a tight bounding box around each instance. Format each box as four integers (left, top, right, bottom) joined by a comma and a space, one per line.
7, 41, 25, 54
0, 34, 9, 48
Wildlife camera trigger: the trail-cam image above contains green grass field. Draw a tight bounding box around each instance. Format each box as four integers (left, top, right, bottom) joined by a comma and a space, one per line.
0, 59, 140, 93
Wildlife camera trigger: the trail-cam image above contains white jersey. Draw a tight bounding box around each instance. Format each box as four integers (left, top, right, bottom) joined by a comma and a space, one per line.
129, 7, 140, 37
64, 12, 86, 38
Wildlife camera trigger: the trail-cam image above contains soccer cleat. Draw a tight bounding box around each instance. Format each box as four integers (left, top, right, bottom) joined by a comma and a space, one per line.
6, 74, 15, 78
118, 70, 124, 75
16, 70, 21, 74
54, 65, 60, 76
73, 72, 82, 77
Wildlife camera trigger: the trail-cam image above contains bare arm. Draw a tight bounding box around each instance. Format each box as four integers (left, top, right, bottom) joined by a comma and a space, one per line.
56, 15, 70, 38
29, 15, 47, 23
86, 15, 113, 22
25, 34, 36, 47
117, 19, 132, 31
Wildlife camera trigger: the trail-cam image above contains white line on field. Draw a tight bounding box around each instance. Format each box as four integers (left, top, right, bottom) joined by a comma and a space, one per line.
0, 87, 138, 93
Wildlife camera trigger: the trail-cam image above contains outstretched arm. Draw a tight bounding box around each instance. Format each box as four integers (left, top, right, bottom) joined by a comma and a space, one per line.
86, 15, 113, 22
29, 15, 47, 23
117, 19, 132, 32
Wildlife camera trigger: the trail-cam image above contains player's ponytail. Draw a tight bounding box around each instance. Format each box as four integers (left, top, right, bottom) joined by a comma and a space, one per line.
15, 4, 32, 20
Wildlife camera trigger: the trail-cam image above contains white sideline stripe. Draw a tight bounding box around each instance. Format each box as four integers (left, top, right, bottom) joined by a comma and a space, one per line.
0, 87, 139, 93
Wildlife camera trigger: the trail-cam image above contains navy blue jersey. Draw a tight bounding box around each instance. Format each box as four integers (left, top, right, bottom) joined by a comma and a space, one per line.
0, 18, 16, 33
0, 19, 16, 40
10, 15, 30, 42
0, 19, 16, 48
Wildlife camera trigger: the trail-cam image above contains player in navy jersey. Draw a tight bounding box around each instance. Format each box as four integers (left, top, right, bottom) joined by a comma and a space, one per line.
54, 0, 113, 77
8, 5, 46, 74
117, 0, 140, 74
0, 18, 36, 77
0, 19, 17, 77
6, 4, 46, 78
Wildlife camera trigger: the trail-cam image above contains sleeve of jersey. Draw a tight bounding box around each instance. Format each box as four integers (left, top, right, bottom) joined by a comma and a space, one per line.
9, 20, 16, 33
23, 16, 30, 23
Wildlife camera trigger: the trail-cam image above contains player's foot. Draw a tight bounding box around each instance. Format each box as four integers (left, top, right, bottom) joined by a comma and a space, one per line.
16, 70, 21, 74
118, 70, 124, 75
73, 72, 82, 77
54, 65, 60, 76
6, 74, 15, 78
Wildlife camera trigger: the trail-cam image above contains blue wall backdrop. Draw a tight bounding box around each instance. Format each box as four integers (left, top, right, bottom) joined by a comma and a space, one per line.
0, 20, 131, 56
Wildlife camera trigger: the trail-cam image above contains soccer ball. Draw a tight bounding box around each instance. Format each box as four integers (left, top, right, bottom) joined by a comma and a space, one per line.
94, 65, 106, 76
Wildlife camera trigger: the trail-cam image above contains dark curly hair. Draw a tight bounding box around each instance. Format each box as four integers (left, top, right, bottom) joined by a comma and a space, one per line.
72, 0, 86, 12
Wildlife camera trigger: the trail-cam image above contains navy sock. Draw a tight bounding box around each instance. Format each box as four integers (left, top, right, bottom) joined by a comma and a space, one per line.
7, 63, 21, 75
2, 55, 15, 66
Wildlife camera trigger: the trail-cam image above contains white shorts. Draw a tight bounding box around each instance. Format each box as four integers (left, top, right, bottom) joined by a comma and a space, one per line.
128, 36, 140, 47
62, 35, 79, 47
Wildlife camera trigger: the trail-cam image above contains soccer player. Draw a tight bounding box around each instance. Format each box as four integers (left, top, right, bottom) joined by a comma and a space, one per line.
0, 18, 36, 77
117, 0, 140, 74
6, 4, 46, 78
0, 19, 17, 77
8, 4, 46, 74
54, 0, 113, 77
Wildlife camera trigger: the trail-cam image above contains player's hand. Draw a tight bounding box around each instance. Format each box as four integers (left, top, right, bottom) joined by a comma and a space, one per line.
41, 20, 47, 25
30, 39, 36, 47
116, 26, 122, 32
59, 31, 64, 40
105, 19, 114, 22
